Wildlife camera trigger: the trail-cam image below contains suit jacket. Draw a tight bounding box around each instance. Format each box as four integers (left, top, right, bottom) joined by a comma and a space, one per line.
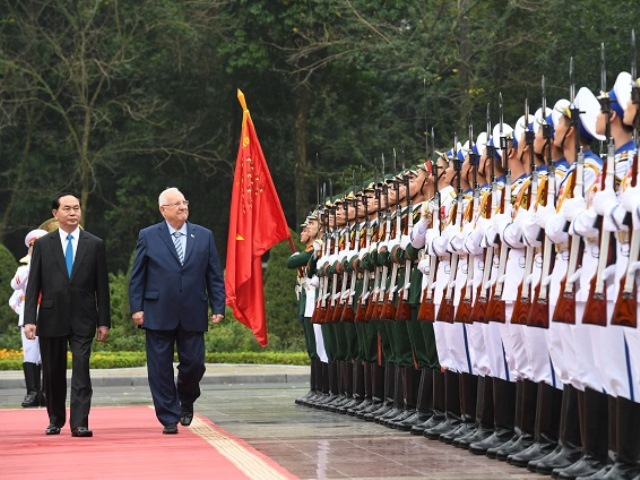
24, 229, 111, 337
128, 221, 225, 332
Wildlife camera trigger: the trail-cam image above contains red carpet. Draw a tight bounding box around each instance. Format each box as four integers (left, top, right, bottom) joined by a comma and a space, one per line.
0, 406, 298, 480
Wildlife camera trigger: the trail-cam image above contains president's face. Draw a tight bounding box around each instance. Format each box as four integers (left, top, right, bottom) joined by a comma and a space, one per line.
53, 195, 82, 233
160, 190, 189, 228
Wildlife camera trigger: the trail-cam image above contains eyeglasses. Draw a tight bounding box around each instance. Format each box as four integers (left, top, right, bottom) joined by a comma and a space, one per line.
162, 200, 189, 208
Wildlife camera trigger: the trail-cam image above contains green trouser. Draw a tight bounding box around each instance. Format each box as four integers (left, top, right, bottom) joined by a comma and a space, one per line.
353, 277, 368, 362
300, 316, 318, 360
406, 265, 439, 369
389, 267, 414, 367
321, 323, 337, 361
333, 321, 346, 361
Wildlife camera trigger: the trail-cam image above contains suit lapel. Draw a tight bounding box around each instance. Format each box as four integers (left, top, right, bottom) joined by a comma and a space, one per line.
183, 223, 195, 264
51, 231, 69, 278
71, 231, 89, 279
158, 223, 181, 265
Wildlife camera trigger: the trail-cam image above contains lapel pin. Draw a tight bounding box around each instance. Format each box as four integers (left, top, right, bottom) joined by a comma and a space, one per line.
190, 234, 195, 238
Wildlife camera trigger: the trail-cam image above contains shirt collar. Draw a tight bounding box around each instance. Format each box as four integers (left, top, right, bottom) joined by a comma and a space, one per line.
59, 227, 80, 242
166, 222, 187, 236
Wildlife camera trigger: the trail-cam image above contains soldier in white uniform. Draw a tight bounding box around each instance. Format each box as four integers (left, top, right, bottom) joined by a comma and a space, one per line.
10, 229, 48, 408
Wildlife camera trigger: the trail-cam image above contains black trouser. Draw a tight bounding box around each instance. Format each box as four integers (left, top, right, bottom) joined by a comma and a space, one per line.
40, 334, 93, 430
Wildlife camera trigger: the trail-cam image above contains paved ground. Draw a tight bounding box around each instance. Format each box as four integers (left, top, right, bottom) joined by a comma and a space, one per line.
0, 365, 543, 480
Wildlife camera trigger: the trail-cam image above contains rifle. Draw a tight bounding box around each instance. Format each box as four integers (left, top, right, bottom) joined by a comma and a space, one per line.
529, 77, 556, 328
341, 171, 359, 323
437, 136, 462, 323
582, 47, 616, 327
613, 30, 640, 328
396, 169, 414, 321
512, 98, 536, 324
331, 179, 350, 322
417, 129, 440, 322
487, 93, 511, 323
471, 104, 495, 323
381, 173, 403, 320
313, 187, 331, 324
456, 121, 477, 323
553, 57, 588, 324
373, 162, 393, 321
365, 170, 383, 321
355, 182, 372, 322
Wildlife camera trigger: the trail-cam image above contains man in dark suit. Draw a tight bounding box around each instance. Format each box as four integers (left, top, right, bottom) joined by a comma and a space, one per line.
24, 193, 111, 438
128, 187, 225, 434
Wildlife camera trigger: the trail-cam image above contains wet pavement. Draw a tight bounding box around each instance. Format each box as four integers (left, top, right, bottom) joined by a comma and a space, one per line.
0, 365, 542, 480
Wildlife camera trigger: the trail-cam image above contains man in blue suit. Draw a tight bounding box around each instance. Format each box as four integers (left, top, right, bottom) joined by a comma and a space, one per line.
129, 187, 225, 434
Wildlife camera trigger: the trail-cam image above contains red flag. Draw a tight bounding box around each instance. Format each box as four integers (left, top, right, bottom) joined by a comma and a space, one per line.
225, 89, 290, 347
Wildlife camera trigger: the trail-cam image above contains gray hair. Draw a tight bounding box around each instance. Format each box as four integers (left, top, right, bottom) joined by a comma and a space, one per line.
158, 187, 183, 207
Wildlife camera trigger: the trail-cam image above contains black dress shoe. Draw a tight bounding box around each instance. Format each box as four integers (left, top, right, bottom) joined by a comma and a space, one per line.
180, 404, 194, 426
163, 423, 178, 434
45, 424, 61, 435
71, 427, 93, 438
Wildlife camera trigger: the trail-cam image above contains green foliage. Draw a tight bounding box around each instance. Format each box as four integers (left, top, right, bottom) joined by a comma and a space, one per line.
0, 244, 18, 335
0, 350, 309, 370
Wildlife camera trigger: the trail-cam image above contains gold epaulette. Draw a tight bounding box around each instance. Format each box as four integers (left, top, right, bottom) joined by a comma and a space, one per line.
556, 170, 576, 211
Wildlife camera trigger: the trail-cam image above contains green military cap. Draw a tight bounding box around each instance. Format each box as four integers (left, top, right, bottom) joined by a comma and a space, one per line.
363, 178, 375, 191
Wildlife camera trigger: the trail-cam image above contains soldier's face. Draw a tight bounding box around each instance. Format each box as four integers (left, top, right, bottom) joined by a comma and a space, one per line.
408, 171, 424, 197
534, 127, 545, 155
443, 162, 455, 185
300, 228, 310, 243
553, 116, 570, 150
306, 220, 319, 238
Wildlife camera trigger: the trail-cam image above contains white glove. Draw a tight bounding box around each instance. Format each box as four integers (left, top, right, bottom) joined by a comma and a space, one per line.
561, 197, 586, 222
492, 212, 511, 239
484, 224, 499, 248
417, 257, 430, 275
571, 210, 599, 238
535, 204, 556, 228
432, 225, 452, 256
400, 234, 411, 250
522, 210, 542, 247
591, 188, 619, 217
465, 224, 485, 256
425, 229, 440, 256
545, 212, 570, 244
308, 276, 319, 288
621, 185, 640, 216
313, 239, 323, 253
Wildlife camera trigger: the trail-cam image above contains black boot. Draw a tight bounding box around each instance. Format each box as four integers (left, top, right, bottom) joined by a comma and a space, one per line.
21, 362, 40, 408
440, 372, 477, 444
468, 377, 516, 455
326, 360, 349, 411
424, 370, 462, 439
553, 388, 608, 480
494, 379, 537, 461
418, 368, 446, 433
295, 359, 316, 405
336, 361, 358, 413
454, 375, 495, 448
578, 396, 640, 480
311, 361, 332, 408
364, 363, 394, 421
357, 362, 385, 419
345, 361, 366, 414
531, 384, 582, 475
399, 367, 434, 432
508, 381, 562, 467
376, 365, 404, 424
389, 367, 419, 429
